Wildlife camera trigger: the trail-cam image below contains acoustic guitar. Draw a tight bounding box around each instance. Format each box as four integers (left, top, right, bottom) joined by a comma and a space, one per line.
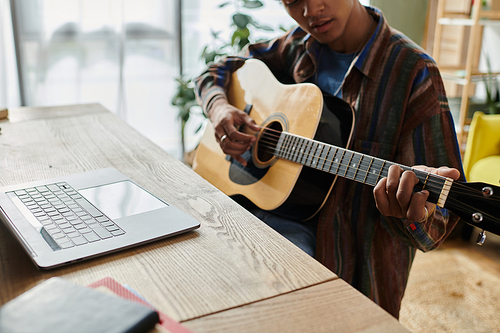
193, 59, 500, 240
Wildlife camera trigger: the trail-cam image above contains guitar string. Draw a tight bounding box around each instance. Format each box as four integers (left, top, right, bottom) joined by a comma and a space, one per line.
258, 129, 500, 204
258, 130, 500, 202
444, 197, 500, 222
256, 128, 450, 191
257, 133, 500, 210
260, 138, 456, 193
259, 130, 500, 221
255, 128, 500, 203
236, 128, 500, 225
257, 130, 448, 190
258, 127, 449, 188
260, 131, 500, 222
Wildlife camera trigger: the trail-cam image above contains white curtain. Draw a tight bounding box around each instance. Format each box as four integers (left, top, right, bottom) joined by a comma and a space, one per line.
8, 0, 184, 157
0, 0, 20, 108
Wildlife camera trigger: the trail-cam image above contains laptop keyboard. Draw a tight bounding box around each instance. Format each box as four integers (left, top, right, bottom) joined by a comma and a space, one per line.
11, 182, 125, 250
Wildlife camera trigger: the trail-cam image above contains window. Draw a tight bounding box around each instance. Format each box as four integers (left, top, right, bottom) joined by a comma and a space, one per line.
11, 0, 182, 156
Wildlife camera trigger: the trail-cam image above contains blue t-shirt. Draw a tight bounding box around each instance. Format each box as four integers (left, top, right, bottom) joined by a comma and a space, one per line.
316, 46, 357, 98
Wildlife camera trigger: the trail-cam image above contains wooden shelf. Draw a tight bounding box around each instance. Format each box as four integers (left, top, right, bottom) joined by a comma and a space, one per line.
438, 17, 500, 26
440, 69, 500, 85
432, 0, 500, 154
478, 9, 500, 19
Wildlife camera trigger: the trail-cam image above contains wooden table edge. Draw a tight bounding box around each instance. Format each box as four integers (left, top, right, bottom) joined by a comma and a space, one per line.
181, 278, 410, 333
5, 103, 108, 123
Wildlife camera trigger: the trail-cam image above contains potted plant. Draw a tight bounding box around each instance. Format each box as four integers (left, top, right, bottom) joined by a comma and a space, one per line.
171, 0, 273, 162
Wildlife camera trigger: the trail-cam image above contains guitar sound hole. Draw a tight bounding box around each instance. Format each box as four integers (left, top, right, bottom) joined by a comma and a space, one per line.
257, 121, 282, 164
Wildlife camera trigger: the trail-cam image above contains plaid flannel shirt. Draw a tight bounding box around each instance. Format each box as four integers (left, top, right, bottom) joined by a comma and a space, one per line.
195, 7, 464, 318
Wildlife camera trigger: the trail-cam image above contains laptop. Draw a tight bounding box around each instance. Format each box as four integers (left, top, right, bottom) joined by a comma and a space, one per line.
0, 168, 200, 269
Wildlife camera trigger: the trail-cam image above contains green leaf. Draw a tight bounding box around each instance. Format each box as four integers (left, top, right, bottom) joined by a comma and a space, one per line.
238, 36, 250, 50
231, 27, 250, 49
233, 13, 252, 29
251, 21, 273, 31
186, 89, 196, 101
278, 24, 290, 32
202, 50, 217, 64
195, 123, 204, 133
179, 108, 190, 120
242, 0, 264, 9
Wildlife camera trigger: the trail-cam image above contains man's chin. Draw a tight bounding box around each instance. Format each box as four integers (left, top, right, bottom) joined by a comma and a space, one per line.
301, 27, 339, 46
310, 34, 337, 47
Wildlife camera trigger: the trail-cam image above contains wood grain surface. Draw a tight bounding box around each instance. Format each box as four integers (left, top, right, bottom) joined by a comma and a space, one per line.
0, 104, 336, 322
183, 279, 409, 333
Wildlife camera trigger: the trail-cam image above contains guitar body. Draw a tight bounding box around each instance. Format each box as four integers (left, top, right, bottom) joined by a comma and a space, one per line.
193, 59, 354, 220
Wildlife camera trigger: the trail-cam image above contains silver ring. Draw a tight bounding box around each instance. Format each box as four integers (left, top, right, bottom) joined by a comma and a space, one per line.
221, 134, 227, 142
417, 207, 428, 223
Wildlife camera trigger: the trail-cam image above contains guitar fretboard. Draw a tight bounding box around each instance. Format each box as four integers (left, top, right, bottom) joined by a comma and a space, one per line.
274, 131, 452, 207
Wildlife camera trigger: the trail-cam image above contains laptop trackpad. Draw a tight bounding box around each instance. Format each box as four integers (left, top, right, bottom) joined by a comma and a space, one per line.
79, 181, 168, 220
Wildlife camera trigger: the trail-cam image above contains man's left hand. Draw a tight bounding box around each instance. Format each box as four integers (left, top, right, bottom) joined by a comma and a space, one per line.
373, 165, 460, 222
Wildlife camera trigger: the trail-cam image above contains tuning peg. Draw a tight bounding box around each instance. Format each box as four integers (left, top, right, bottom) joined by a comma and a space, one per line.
476, 230, 486, 245
482, 186, 494, 197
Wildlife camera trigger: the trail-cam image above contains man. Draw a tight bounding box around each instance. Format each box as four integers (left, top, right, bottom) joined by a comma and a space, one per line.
195, 0, 463, 318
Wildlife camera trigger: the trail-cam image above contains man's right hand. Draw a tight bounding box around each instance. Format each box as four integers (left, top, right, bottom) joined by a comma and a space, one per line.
208, 97, 261, 166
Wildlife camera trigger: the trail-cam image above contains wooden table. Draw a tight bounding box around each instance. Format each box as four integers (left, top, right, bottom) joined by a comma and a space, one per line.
0, 104, 408, 332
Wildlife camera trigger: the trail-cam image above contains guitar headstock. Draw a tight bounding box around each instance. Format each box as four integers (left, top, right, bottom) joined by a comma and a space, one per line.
445, 181, 500, 239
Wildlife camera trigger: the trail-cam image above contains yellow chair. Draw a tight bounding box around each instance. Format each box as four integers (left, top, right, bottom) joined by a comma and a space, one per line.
463, 111, 500, 186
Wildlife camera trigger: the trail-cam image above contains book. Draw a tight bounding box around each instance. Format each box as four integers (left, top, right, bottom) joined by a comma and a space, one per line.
88, 277, 194, 333
0, 277, 159, 333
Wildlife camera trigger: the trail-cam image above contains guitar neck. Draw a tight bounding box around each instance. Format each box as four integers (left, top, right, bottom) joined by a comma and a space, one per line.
274, 131, 453, 208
